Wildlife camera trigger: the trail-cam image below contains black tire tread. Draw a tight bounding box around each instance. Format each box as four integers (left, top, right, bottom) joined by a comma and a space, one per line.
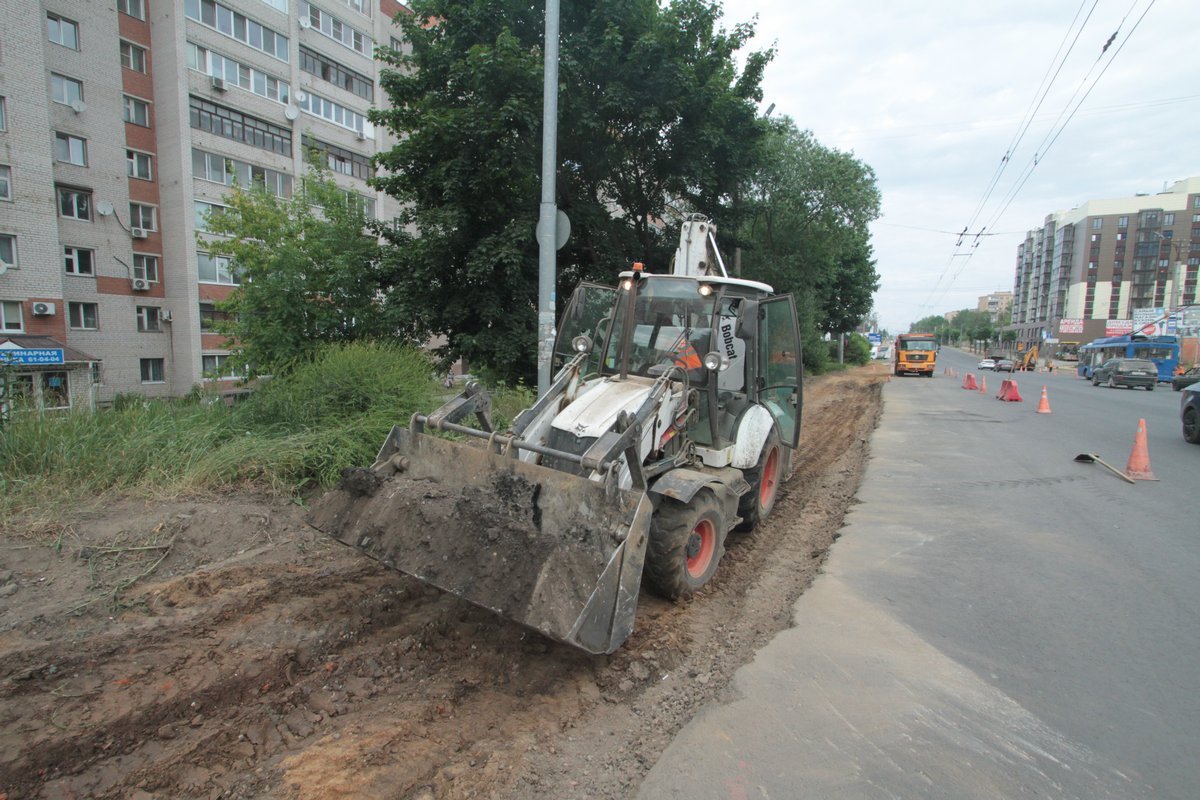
644, 491, 724, 600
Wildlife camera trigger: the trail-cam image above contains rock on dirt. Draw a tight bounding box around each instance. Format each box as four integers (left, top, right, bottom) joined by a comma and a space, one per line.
0, 366, 885, 800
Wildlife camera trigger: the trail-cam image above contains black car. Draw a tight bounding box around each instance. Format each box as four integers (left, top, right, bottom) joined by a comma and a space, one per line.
1091, 358, 1157, 390
1182, 386, 1200, 444
1172, 366, 1200, 391
994, 358, 1015, 372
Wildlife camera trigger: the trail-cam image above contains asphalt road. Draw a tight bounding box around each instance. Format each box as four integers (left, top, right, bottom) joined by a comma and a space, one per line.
640, 352, 1198, 799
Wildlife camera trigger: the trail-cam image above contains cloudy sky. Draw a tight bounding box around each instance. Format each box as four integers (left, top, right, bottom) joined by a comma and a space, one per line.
719, 0, 1200, 334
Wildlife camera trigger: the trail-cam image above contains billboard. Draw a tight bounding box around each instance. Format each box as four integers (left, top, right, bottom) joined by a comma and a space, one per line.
1105, 319, 1134, 336
1058, 318, 1084, 334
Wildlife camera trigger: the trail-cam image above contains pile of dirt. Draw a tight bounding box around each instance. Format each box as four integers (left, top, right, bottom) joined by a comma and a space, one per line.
0, 365, 886, 799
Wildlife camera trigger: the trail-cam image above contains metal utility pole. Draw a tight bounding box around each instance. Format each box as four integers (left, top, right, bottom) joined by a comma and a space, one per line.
536, 0, 561, 397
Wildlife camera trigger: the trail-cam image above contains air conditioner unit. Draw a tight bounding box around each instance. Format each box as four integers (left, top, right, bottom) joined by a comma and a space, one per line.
211, 75, 226, 91
69, 99, 87, 114
298, 16, 311, 29
131, 227, 149, 239
131, 278, 151, 291
32, 302, 57, 316
159, 309, 173, 323
356, 131, 367, 141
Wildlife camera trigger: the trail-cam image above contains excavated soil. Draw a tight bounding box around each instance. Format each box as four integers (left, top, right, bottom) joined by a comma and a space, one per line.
0, 365, 886, 800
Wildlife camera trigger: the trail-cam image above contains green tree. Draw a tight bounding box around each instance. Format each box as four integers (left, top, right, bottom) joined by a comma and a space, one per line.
734, 118, 881, 370
372, 0, 772, 382
910, 315, 947, 334
200, 167, 400, 375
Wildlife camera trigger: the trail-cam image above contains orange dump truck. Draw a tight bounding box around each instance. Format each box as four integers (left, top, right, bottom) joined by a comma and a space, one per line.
894, 332, 937, 376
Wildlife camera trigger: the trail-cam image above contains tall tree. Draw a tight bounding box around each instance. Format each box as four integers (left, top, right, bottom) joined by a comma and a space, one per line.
372, 0, 772, 382
735, 118, 881, 368
200, 168, 400, 374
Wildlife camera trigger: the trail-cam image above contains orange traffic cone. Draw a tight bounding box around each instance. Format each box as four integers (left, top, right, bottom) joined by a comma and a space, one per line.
979, 375, 987, 394
1036, 385, 1051, 414
963, 373, 978, 390
1124, 418, 1158, 481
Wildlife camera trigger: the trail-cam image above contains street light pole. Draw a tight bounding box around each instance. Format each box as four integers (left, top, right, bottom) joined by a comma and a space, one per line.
536, 0, 561, 397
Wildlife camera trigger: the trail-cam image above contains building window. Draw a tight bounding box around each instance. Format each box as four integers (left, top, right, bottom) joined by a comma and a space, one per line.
184, 0, 290, 62
1, 299, 22, 332
50, 74, 84, 107
133, 253, 160, 282
0, 235, 16, 269
197, 251, 238, 285
1090, 233, 1100, 243
68, 302, 99, 329
136, 306, 163, 332
187, 42, 291, 104
192, 148, 292, 197
123, 96, 150, 127
1118, 216, 1128, 228
0, 97, 6, 131
127, 150, 153, 180
120, 41, 148, 72
299, 1, 373, 57
55, 133, 88, 166
296, 89, 366, 133
64, 246, 94, 275
1091, 218, 1102, 229
47, 13, 79, 50
202, 353, 240, 379
0, 164, 10, 201
299, 46, 374, 101
57, 187, 91, 220
140, 358, 164, 383
260, 0, 288, 11
1163, 213, 1175, 226
194, 200, 227, 231
1116, 232, 1126, 241
118, 0, 146, 20
303, 136, 371, 181
130, 203, 157, 231
189, 96, 291, 155
199, 301, 231, 330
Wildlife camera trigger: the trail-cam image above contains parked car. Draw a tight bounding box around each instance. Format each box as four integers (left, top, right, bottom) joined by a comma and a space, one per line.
994, 358, 1015, 372
977, 358, 996, 370
1091, 358, 1157, 390
1171, 366, 1200, 392
1182, 386, 1200, 444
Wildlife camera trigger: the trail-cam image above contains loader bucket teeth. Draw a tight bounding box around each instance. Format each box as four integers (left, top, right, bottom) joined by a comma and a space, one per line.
308, 426, 652, 655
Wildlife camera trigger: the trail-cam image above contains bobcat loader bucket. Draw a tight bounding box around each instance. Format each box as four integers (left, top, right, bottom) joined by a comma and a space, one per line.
308, 426, 653, 655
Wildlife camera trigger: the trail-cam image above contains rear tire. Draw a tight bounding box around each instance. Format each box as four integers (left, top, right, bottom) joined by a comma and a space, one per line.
645, 491, 725, 600
736, 429, 782, 532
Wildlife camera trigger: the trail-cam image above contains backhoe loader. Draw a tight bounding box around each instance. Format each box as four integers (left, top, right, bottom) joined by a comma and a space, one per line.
309, 216, 802, 654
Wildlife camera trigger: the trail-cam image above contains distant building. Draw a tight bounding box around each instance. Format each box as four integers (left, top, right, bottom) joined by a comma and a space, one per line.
1009, 177, 1200, 351
943, 310, 960, 324
0, 0, 409, 410
977, 291, 1012, 322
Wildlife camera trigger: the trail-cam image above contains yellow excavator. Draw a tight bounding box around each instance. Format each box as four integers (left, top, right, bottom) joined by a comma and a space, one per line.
1018, 345, 1039, 371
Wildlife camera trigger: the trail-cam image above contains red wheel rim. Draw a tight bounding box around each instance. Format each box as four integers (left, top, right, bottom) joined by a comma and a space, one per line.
759, 447, 780, 508
686, 518, 717, 578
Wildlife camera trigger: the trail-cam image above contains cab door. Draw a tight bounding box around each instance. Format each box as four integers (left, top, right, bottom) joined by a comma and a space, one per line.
757, 295, 802, 448
553, 283, 617, 375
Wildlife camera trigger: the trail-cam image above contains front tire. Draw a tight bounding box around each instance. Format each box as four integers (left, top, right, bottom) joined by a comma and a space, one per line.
736, 429, 782, 532
1184, 406, 1200, 444
645, 491, 725, 600
1092, 375, 1100, 386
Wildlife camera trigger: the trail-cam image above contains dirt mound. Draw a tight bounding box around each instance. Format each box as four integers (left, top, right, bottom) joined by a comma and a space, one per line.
0, 365, 885, 799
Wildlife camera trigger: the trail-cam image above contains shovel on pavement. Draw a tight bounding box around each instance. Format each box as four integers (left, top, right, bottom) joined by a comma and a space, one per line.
1074, 453, 1135, 484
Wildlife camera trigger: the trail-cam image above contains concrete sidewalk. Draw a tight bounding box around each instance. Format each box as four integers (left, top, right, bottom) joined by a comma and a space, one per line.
637, 371, 1146, 800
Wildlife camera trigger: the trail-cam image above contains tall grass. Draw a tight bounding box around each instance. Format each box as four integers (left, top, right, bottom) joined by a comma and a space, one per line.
0, 341, 439, 529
